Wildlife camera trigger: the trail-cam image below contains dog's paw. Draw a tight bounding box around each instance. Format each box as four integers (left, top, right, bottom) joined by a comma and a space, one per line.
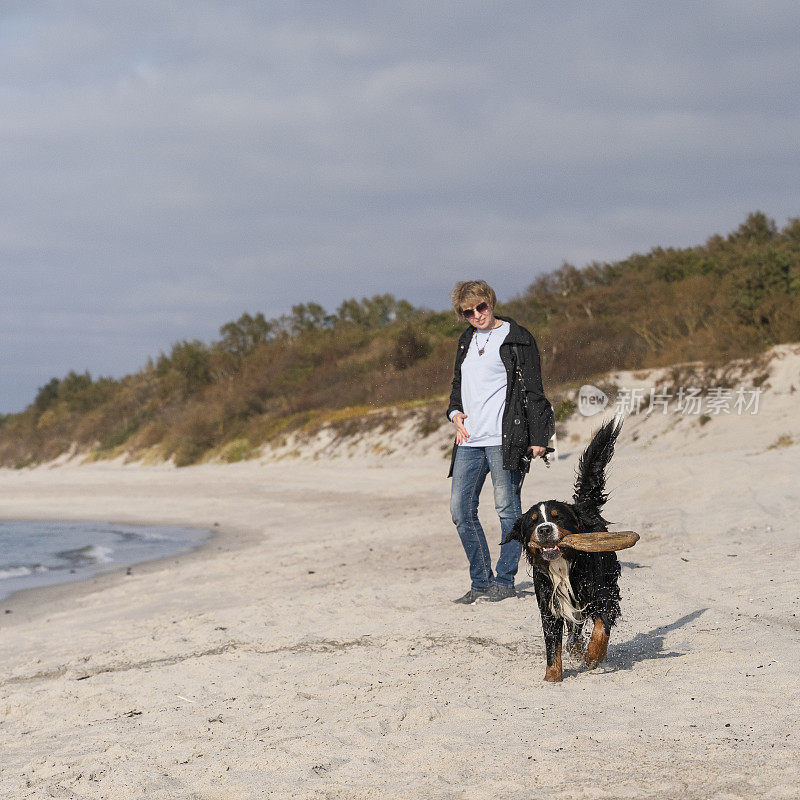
584, 618, 609, 669
584, 642, 608, 669
543, 665, 563, 682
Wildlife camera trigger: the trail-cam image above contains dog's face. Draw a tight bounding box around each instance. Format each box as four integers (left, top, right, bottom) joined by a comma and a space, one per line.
504, 500, 585, 563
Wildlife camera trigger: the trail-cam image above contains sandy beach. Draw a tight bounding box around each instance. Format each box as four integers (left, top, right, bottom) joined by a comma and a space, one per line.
2, 347, 800, 800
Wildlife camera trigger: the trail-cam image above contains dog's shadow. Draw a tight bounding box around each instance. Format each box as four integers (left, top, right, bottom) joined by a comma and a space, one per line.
598, 608, 708, 673
513, 586, 707, 677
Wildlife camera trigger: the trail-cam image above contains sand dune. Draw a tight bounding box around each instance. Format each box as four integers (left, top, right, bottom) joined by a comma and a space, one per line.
1, 345, 799, 799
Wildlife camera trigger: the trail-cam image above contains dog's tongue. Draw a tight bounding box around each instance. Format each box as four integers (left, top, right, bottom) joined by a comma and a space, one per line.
541, 546, 561, 561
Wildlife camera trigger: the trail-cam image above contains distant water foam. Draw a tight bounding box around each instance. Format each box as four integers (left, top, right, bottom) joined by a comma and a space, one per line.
0, 520, 212, 602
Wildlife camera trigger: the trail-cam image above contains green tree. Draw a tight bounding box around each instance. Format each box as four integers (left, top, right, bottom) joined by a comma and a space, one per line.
156, 341, 213, 398
219, 313, 273, 356
58, 371, 97, 412
730, 246, 794, 323
337, 294, 417, 328
289, 302, 334, 333
34, 377, 61, 412
728, 211, 777, 244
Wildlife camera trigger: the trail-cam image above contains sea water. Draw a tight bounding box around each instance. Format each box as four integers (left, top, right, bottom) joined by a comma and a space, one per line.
0, 520, 212, 602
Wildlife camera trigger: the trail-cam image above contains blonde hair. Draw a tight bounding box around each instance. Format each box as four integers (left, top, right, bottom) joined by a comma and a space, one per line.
450, 280, 498, 318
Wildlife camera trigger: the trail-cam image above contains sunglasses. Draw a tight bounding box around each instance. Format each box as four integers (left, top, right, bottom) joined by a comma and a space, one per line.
460, 301, 489, 319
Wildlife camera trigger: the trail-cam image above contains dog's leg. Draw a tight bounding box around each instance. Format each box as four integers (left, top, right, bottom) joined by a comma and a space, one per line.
566, 621, 585, 657
542, 616, 563, 682
535, 570, 563, 681
585, 617, 609, 669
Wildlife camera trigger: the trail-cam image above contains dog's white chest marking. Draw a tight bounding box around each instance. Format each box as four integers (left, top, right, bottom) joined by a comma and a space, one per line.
540, 503, 583, 624
548, 559, 583, 624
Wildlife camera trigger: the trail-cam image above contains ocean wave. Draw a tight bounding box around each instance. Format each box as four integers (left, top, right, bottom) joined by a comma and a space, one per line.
54, 544, 115, 566
0, 564, 48, 581
113, 528, 171, 543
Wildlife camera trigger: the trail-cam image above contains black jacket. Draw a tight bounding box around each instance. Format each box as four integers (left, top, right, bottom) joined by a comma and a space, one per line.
446, 315, 553, 477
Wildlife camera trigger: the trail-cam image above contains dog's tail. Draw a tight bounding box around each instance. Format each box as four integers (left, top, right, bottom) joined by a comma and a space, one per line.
572, 417, 623, 525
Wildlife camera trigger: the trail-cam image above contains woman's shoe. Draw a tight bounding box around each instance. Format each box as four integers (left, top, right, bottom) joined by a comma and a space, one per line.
452, 587, 489, 604
482, 584, 517, 602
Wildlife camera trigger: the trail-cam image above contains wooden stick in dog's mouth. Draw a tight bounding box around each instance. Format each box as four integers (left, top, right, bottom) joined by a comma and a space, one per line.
558, 531, 639, 552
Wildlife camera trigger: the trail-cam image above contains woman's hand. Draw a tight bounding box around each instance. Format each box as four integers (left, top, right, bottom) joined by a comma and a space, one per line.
528, 445, 547, 459
452, 412, 469, 445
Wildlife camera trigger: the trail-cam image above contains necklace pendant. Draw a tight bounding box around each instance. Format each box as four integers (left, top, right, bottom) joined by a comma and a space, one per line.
473, 326, 493, 356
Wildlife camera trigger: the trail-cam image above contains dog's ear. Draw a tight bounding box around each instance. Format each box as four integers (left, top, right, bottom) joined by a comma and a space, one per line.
501, 513, 529, 545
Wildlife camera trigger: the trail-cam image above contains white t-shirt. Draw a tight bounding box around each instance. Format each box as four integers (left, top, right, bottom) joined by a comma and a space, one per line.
449, 321, 510, 446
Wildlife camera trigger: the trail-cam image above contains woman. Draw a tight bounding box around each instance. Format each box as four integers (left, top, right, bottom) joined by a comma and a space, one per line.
446, 280, 553, 603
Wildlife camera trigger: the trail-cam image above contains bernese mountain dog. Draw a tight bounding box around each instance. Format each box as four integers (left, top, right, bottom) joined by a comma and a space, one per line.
503, 418, 624, 682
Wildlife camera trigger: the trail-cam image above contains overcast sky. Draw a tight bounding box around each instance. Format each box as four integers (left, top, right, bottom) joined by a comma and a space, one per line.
2, 1, 799, 412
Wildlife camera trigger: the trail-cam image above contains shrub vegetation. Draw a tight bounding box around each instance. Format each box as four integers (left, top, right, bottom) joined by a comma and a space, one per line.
1, 212, 798, 467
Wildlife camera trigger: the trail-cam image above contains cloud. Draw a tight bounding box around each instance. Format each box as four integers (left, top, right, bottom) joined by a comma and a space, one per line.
1, 1, 799, 410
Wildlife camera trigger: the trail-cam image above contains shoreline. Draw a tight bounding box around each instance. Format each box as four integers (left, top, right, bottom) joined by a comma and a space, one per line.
0, 515, 255, 628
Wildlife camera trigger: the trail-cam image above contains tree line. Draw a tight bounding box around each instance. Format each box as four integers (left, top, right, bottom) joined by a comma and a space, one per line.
1, 212, 798, 467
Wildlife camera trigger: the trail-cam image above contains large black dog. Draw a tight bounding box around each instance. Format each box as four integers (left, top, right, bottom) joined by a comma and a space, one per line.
503, 418, 623, 681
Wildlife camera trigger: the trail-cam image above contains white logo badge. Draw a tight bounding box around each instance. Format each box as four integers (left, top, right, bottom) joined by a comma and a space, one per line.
578, 384, 608, 417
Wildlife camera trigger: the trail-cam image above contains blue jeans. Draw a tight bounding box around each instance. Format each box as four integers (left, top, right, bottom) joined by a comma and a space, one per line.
449, 445, 523, 589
